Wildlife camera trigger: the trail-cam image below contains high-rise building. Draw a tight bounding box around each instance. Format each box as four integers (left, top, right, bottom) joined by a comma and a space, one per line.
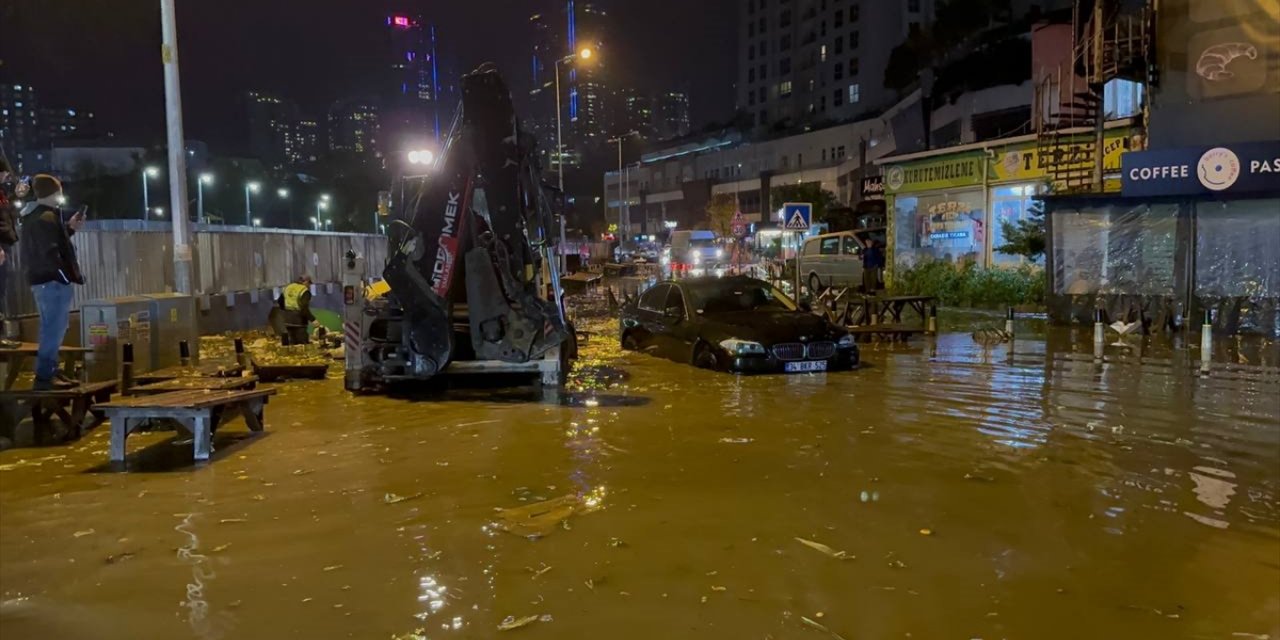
291, 118, 321, 166
385, 13, 442, 151
738, 0, 939, 132
328, 99, 381, 159
529, 0, 612, 165
42, 107, 97, 143
653, 90, 692, 140
614, 88, 655, 139
246, 91, 298, 169
570, 2, 611, 148
0, 83, 43, 171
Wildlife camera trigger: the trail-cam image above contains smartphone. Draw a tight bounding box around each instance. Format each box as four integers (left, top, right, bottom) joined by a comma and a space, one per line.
76, 205, 89, 218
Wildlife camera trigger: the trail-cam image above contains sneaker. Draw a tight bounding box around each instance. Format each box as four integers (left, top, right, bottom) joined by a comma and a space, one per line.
53, 372, 79, 386
0, 339, 20, 350
33, 377, 76, 391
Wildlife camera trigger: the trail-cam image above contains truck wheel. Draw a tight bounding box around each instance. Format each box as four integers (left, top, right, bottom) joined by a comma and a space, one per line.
621, 332, 640, 351
808, 273, 823, 296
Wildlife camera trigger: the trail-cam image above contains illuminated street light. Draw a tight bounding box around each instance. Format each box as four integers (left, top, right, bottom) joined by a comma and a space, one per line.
252, 217, 262, 227
552, 46, 597, 272
277, 188, 289, 198
197, 173, 214, 223
244, 181, 261, 226
153, 207, 165, 218
142, 166, 161, 219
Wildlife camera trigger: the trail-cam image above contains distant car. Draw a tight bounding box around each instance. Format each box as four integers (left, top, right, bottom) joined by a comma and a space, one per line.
619, 276, 859, 373
797, 227, 886, 293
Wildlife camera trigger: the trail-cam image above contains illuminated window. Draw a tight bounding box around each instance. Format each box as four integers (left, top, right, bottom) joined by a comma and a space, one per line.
820, 44, 827, 61
780, 81, 793, 97
848, 83, 860, 104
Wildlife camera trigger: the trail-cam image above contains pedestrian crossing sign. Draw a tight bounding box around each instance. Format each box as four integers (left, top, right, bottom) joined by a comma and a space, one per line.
782, 202, 812, 230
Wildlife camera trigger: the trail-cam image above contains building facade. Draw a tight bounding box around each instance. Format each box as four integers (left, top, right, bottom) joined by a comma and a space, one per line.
328, 99, 382, 160
653, 90, 692, 140
737, 0, 937, 132
384, 13, 442, 148
0, 83, 42, 171
246, 91, 297, 169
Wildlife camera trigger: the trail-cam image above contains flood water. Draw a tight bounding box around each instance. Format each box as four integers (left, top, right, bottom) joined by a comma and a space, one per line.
1, 317, 1278, 639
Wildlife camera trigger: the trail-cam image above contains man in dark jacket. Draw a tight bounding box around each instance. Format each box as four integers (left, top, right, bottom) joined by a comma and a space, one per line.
0, 156, 19, 348
861, 236, 885, 295
20, 175, 85, 389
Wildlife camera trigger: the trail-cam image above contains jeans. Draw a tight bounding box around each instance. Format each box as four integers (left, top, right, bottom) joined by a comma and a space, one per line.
31, 281, 74, 381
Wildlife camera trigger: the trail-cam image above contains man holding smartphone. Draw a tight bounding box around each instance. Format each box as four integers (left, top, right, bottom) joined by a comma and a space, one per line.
19, 174, 85, 390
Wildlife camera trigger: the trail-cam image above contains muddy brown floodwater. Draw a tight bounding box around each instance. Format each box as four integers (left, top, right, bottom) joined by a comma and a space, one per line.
1, 318, 1278, 640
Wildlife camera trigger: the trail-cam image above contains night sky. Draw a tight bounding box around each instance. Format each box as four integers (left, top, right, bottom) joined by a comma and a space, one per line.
0, 0, 738, 153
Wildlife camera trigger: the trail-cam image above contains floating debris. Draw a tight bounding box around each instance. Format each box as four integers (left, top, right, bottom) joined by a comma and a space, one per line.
710, 585, 727, 592
718, 437, 754, 444
73, 529, 95, 538
323, 565, 343, 572
384, 492, 425, 505
919, 528, 934, 536
497, 614, 551, 631
800, 615, 848, 640
211, 543, 232, 553
104, 552, 136, 565
219, 518, 248, 524
493, 494, 599, 539
795, 537, 853, 560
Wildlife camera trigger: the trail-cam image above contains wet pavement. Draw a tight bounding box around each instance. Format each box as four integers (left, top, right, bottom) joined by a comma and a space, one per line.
1, 315, 1278, 639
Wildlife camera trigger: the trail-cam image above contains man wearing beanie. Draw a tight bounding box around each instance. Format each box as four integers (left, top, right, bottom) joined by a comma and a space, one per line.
0, 156, 18, 348
19, 174, 85, 390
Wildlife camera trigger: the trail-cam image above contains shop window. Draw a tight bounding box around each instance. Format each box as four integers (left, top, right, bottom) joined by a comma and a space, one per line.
1052, 203, 1178, 296
892, 189, 988, 268
1195, 199, 1280, 299
990, 184, 1043, 266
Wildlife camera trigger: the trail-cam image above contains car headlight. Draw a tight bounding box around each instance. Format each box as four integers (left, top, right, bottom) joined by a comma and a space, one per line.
838, 334, 855, 348
692, 253, 702, 264
720, 339, 766, 355
715, 248, 725, 258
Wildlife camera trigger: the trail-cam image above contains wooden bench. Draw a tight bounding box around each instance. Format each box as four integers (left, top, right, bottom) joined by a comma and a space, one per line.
94, 387, 278, 463
1, 381, 118, 443
131, 362, 245, 386
127, 375, 258, 396
0, 343, 92, 391
254, 363, 328, 382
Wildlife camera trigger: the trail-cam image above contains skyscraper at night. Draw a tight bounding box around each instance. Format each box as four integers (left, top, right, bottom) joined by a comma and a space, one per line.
246, 91, 299, 169
653, 90, 692, 140
384, 13, 441, 152
328, 99, 381, 160
529, 0, 611, 168
0, 83, 42, 171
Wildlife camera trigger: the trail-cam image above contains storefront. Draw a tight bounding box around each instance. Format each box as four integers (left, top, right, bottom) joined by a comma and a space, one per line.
879, 127, 1135, 277
1045, 140, 1280, 335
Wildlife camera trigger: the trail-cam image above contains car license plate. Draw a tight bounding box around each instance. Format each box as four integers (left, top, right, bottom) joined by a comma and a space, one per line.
784, 360, 828, 373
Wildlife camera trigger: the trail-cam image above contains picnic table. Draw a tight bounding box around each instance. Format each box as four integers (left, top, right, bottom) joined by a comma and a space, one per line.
2, 381, 118, 443
253, 363, 328, 382
131, 362, 245, 386
128, 375, 259, 396
833, 295, 936, 327
0, 343, 92, 390
95, 387, 278, 463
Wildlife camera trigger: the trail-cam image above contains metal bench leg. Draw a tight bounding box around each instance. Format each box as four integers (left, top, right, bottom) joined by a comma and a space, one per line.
110, 417, 130, 463
193, 415, 212, 461
241, 399, 265, 433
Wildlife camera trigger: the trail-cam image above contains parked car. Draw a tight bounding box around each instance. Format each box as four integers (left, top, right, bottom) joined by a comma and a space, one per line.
666, 229, 724, 275
797, 227, 886, 293
619, 276, 859, 373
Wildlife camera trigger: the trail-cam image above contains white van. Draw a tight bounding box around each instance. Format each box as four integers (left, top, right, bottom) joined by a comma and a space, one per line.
667, 230, 723, 272
798, 228, 884, 292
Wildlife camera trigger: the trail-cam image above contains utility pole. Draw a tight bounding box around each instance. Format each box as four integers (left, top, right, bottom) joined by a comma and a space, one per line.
160, 0, 193, 294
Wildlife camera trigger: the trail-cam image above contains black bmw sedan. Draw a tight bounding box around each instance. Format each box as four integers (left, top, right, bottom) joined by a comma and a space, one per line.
619, 276, 859, 373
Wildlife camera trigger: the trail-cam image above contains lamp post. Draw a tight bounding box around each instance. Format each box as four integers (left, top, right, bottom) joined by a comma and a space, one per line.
142, 166, 160, 220
314, 200, 328, 231
607, 131, 639, 250
197, 173, 213, 224
553, 47, 594, 272
244, 181, 261, 226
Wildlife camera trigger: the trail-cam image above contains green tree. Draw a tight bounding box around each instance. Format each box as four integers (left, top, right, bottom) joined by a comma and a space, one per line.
705, 193, 737, 238
995, 199, 1046, 261
770, 183, 839, 228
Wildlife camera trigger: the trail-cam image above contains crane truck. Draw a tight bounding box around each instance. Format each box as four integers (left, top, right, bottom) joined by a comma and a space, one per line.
342, 64, 574, 392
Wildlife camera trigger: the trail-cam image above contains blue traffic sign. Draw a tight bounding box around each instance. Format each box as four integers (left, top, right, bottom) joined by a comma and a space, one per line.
782, 202, 812, 231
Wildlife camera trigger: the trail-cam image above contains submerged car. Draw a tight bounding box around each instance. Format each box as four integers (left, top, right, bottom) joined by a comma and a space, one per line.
619, 276, 859, 373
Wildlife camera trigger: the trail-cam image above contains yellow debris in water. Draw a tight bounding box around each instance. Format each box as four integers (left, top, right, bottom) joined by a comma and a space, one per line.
920, 528, 934, 536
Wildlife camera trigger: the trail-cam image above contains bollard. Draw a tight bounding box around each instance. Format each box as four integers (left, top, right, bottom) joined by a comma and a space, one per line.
1200, 309, 1213, 371
121, 342, 135, 393
1004, 307, 1015, 336
179, 340, 191, 367
1093, 308, 1105, 345
234, 337, 249, 370
926, 304, 938, 334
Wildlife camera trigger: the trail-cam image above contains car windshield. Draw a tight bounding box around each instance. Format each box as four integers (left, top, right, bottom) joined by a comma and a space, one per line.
690, 239, 718, 248
685, 280, 797, 314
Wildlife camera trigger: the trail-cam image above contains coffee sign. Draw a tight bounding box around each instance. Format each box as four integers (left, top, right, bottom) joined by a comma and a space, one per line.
1122, 141, 1280, 197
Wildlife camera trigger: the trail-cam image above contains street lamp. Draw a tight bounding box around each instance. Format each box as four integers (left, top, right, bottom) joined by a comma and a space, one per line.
252, 217, 262, 228
244, 181, 261, 226
142, 166, 160, 220
314, 201, 328, 230
325, 219, 333, 230
153, 207, 165, 218
607, 131, 640, 252
553, 46, 595, 272
197, 173, 213, 224
277, 188, 290, 198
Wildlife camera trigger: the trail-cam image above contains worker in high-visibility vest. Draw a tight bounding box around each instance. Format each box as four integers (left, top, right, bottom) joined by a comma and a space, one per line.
276, 275, 315, 345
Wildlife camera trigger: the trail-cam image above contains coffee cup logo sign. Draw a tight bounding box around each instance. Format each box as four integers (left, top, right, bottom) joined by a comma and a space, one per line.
885, 166, 905, 191
1197, 147, 1241, 191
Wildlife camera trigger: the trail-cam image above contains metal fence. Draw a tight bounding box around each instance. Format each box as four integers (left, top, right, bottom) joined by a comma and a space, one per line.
2, 221, 387, 316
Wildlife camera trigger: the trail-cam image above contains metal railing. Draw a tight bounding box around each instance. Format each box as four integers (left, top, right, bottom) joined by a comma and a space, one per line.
2, 222, 387, 316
